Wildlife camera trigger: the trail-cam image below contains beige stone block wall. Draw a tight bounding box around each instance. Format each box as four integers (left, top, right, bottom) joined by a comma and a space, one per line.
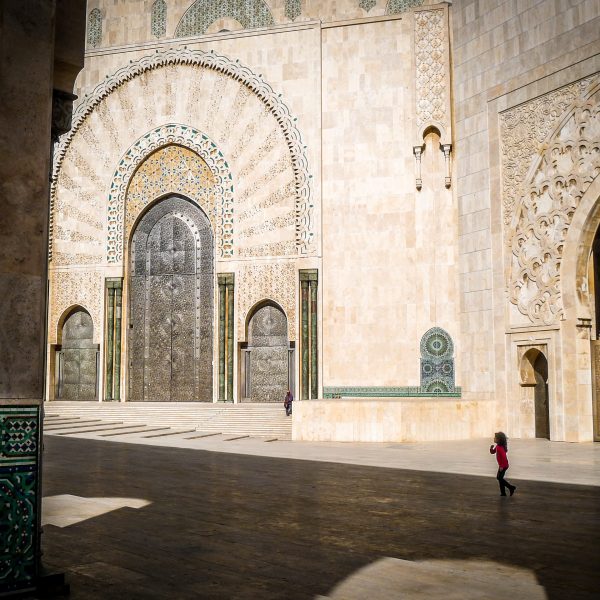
321, 14, 460, 389
452, 0, 600, 439
293, 397, 494, 442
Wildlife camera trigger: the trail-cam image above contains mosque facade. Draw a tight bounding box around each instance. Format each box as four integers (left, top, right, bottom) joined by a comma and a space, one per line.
47, 0, 600, 442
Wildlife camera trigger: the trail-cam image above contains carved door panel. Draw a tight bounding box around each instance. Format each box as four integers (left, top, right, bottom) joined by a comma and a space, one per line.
129, 196, 213, 402
534, 353, 550, 439
247, 304, 288, 402
58, 310, 97, 400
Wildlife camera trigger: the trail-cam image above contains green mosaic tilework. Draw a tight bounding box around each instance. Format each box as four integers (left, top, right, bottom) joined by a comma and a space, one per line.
420, 327, 455, 393
0, 407, 39, 594
323, 386, 461, 398
87, 8, 102, 47
151, 0, 167, 38
175, 0, 275, 37
386, 0, 424, 15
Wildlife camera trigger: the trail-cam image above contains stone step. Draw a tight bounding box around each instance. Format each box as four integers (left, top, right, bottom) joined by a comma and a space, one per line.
44, 402, 292, 439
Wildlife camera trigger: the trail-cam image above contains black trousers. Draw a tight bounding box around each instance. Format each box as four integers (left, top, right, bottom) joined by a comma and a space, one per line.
497, 468, 514, 495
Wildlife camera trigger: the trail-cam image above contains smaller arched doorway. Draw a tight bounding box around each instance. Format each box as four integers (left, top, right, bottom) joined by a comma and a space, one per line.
520, 348, 550, 439
241, 301, 292, 402
55, 308, 98, 400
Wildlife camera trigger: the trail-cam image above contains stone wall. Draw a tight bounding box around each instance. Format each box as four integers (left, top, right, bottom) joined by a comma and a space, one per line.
452, 0, 600, 440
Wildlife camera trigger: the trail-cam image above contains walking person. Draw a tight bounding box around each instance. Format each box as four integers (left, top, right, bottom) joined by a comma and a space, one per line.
490, 432, 516, 496
284, 389, 293, 416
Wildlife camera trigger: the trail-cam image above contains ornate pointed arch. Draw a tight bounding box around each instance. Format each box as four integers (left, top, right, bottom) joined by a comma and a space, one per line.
51, 47, 312, 257
107, 124, 233, 263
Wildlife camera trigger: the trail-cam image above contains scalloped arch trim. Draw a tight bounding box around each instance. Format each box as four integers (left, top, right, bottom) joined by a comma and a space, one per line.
51, 47, 313, 256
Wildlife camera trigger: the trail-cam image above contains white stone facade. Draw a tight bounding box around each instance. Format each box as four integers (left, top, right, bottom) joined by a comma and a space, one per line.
48, 0, 600, 443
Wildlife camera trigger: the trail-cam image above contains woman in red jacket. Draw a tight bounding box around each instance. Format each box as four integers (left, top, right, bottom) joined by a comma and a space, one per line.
490, 432, 516, 496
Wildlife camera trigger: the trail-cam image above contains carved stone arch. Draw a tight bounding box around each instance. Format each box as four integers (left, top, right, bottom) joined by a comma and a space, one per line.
51, 48, 312, 257
107, 125, 233, 263
519, 347, 544, 386
508, 81, 600, 325
175, 0, 275, 37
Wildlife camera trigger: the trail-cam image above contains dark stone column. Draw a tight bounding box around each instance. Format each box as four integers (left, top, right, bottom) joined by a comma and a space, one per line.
226, 277, 234, 402
0, 1, 86, 595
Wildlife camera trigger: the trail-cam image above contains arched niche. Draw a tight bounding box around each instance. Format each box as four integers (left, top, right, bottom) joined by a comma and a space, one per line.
240, 300, 292, 402
55, 306, 98, 400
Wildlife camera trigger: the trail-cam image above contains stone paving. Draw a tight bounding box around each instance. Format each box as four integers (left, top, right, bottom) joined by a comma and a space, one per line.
38, 435, 600, 599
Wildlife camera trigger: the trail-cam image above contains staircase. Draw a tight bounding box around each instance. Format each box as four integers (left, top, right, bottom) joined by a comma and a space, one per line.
43, 402, 292, 439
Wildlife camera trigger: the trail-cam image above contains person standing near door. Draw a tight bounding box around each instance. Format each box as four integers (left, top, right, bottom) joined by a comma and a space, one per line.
284, 389, 293, 416
490, 432, 516, 496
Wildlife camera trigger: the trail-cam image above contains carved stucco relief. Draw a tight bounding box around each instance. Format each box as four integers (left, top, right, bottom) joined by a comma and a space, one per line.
504, 81, 600, 325
51, 48, 313, 261
500, 77, 596, 228
49, 270, 104, 344
237, 262, 297, 342
414, 9, 447, 131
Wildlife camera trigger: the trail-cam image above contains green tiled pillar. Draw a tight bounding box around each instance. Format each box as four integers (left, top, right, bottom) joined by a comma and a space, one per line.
218, 276, 226, 401
300, 278, 309, 400
226, 277, 235, 402
300, 270, 318, 400
218, 274, 234, 402
310, 274, 318, 400
105, 278, 123, 401
0, 404, 41, 595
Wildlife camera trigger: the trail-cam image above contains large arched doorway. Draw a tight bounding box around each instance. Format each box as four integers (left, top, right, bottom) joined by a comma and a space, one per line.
242, 302, 290, 402
128, 195, 213, 401
56, 308, 98, 400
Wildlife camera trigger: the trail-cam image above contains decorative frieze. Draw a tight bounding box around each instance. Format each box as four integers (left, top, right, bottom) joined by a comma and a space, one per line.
285, 0, 302, 21
300, 270, 318, 400
507, 84, 600, 325
359, 0, 377, 12
237, 263, 296, 341
175, 0, 274, 37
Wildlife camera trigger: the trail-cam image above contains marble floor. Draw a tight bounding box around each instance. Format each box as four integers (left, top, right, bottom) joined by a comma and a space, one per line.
38, 435, 600, 599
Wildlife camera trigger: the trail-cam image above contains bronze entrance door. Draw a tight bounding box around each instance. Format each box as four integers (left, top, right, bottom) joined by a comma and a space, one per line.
245, 303, 289, 402
57, 309, 98, 400
128, 196, 213, 401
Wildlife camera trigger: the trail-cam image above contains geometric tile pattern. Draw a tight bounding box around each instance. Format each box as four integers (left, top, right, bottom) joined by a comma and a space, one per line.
107, 124, 234, 263
0, 406, 39, 594
285, 0, 302, 21
126, 144, 216, 246
87, 8, 102, 48
386, 0, 424, 14
175, 0, 274, 37
151, 0, 167, 38
359, 0, 377, 12
420, 327, 455, 393
0, 417, 38, 457
52, 48, 313, 257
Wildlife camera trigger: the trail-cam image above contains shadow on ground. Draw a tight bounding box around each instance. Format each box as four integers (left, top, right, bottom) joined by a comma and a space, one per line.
40, 436, 600, 599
